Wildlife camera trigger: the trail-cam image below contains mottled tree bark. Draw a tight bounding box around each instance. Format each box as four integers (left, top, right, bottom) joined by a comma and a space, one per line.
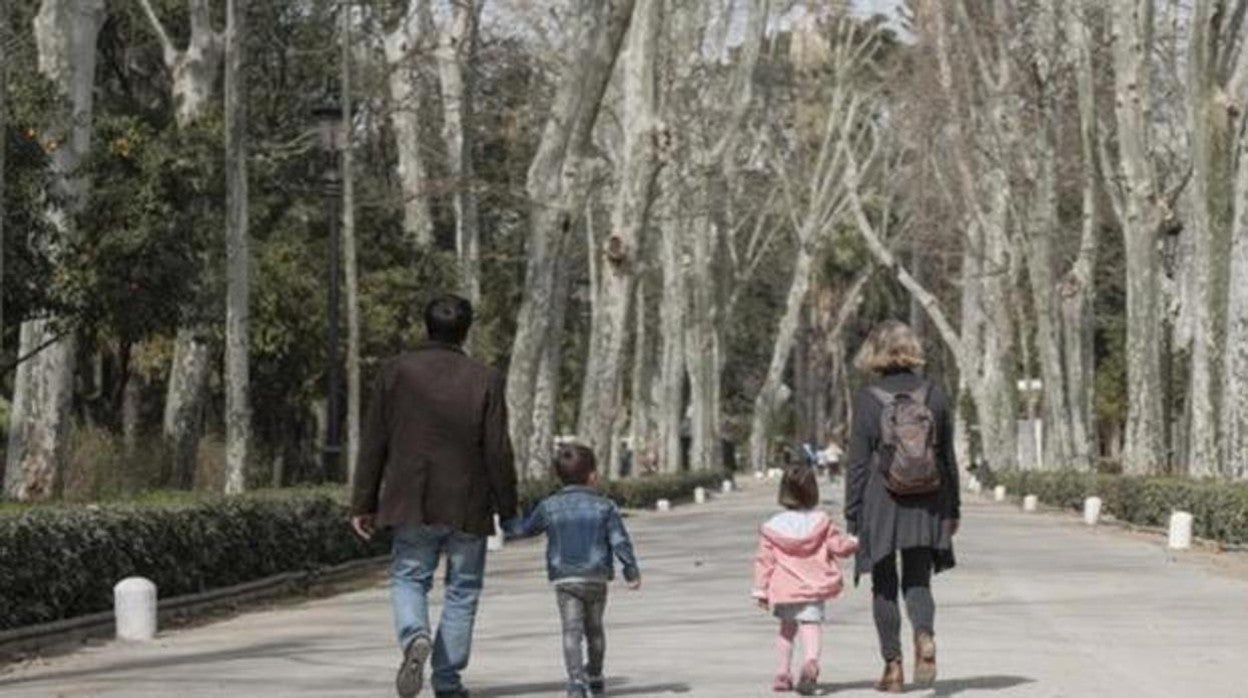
384, 0, 435, 250
5, 0, 105, 501
138, 0, 223, 488
506, 0, 635, 469
342, 7, 361, 486
578, 0, 665, 460
1110, 0, 1167, 475
434, 0, 482, 306
223, 0, 251, 494
1219, 18, 1248, 479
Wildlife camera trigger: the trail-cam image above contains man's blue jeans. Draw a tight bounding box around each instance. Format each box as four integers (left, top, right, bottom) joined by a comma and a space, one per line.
391, 523, 487, 694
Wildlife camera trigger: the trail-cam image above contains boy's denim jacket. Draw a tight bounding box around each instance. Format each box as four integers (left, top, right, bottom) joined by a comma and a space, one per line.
507, 485, 640, 583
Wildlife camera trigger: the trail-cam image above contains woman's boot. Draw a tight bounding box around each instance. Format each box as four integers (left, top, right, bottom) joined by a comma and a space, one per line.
914, 632, 937, 687
875, 659, 903, 693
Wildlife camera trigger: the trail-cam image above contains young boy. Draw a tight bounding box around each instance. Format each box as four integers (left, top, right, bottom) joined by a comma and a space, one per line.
508, 444, 642, 698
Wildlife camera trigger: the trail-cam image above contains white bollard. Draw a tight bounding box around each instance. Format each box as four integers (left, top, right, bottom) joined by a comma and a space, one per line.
1168, 511, 1194, 550
1023, 494, 1038, 512
694, 487, 707, 504
114, 577, 157, 641
1083, 497, 1103, 526
967, 477, 982, 494
721, 479, 734, 494
754, 470, 765, 480
488, 514, 504, 551
656, 498, 671, 512
767, 468, 784, 480
993, 485, 1006, 502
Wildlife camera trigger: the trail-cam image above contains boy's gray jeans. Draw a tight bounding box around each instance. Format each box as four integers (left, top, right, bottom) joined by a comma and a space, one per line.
555, 581, 609, 690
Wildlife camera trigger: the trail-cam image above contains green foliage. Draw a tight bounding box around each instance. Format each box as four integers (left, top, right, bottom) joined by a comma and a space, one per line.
0, 471, 725, 630
0, 487, 384, 631
993, 470, 1248, 545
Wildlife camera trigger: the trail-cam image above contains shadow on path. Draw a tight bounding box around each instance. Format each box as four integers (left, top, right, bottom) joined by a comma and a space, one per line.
820, 675, 1034, 696
477, 678, 691, 696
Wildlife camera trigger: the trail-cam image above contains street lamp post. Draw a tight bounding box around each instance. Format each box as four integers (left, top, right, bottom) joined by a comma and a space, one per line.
312, 99, 344, 482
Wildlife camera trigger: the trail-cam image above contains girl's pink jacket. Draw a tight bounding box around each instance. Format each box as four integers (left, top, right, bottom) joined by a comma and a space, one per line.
752, 510, 859, 606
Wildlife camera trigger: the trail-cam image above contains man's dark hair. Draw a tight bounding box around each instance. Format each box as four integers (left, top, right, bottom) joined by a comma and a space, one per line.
778, 466, 819, 510
424, 295, 474, 345
553, 443, 597, 485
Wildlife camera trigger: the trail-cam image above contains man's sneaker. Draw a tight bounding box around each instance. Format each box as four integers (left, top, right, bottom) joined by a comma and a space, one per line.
396, 635, 432, 698
587, 676, 606, 695
773, 673, 794, 692
566, 682, 589, 698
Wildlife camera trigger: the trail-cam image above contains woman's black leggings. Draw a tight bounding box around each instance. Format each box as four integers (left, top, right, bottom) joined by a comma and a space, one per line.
871, 548, 935, 662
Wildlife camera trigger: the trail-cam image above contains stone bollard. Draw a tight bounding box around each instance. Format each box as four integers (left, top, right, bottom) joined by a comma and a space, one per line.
754, 470, 765, 480
694, 487, 707, 504
1168, 511, 1194, 550
1023, 495, 1038, 512
488, 515, 504, 552
721, 479, 734, 494
967, 477, 982, 494
1083, 497, 1103, 526
114, 577, 157, 641
656, 499, 671, 512
993, 485, 1006, 502
767, 468, 784, 480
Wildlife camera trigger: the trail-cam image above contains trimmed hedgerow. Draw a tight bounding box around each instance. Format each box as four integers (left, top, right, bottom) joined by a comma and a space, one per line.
1, 471, 728, 631
0, 487, 383, 632
991, 470, 1248, 545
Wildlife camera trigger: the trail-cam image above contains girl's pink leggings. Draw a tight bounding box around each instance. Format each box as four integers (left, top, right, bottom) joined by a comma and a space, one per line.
776, 620, 822, 676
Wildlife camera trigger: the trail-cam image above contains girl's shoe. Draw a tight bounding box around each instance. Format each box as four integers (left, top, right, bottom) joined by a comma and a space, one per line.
914, 632, 937, 687
796, 660, 820, 695
875, 660, 904, 693
773, 673, 794, 692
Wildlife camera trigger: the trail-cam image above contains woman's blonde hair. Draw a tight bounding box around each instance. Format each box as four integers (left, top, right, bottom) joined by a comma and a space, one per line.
854, 319, 926, 374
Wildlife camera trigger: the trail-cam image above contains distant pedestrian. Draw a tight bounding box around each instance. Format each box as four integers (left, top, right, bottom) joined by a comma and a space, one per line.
507, 444, 642, 698
752, 467, 859, 695
351, 294, 518, 698
844, 320, 960, 692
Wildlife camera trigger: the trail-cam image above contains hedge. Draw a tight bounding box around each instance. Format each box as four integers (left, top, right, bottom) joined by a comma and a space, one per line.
986, 470, 1248, 545
0, 471, 727, 631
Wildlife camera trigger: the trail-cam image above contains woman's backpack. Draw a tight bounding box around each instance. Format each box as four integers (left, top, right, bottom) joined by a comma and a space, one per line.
869, 384, 942, 496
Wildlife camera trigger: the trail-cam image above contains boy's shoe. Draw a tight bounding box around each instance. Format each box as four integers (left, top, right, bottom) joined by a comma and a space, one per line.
914, 632, 937, 687
796, 660, 820, 695
396, 635, 432, 698
587, 676, 606, 695
566, 682, 589, 698
773, 673, 794, 692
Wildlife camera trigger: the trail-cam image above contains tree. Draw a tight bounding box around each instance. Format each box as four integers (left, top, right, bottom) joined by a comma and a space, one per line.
747, 16, 877, 474
342, 3, 361, 486
433, 0, 482, 307
506, 0, 636, 474
223, 0, 250, 494
137, 0, 224, 488
577, 0, 666, 464
1106, 0, 1174, 475
384, 0, 435, 251
5, 0, 107, 501
1218, 8, 1248, 479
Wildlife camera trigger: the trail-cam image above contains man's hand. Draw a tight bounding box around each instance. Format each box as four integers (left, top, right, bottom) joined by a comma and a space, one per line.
351, 514, 376, 541
756, 597, 769, 611
627, 576, 642, 591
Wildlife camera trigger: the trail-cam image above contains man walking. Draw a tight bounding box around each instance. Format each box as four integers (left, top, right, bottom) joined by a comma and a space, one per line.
351, 295, 517, 698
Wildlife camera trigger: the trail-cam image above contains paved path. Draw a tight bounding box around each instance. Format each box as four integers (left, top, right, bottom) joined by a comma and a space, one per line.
4, 479, 1248, 697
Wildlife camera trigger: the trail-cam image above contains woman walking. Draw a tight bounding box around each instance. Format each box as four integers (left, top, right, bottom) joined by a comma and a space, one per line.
844, 320, 960, 693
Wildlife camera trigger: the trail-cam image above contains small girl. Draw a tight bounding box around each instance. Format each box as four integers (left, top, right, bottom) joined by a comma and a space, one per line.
752, 466, 859, 694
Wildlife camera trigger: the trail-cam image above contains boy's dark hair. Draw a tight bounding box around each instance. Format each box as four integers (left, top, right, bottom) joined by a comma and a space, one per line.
554, 443, 597, 485
778, 466, 819, 510
424, 295, 474, 345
